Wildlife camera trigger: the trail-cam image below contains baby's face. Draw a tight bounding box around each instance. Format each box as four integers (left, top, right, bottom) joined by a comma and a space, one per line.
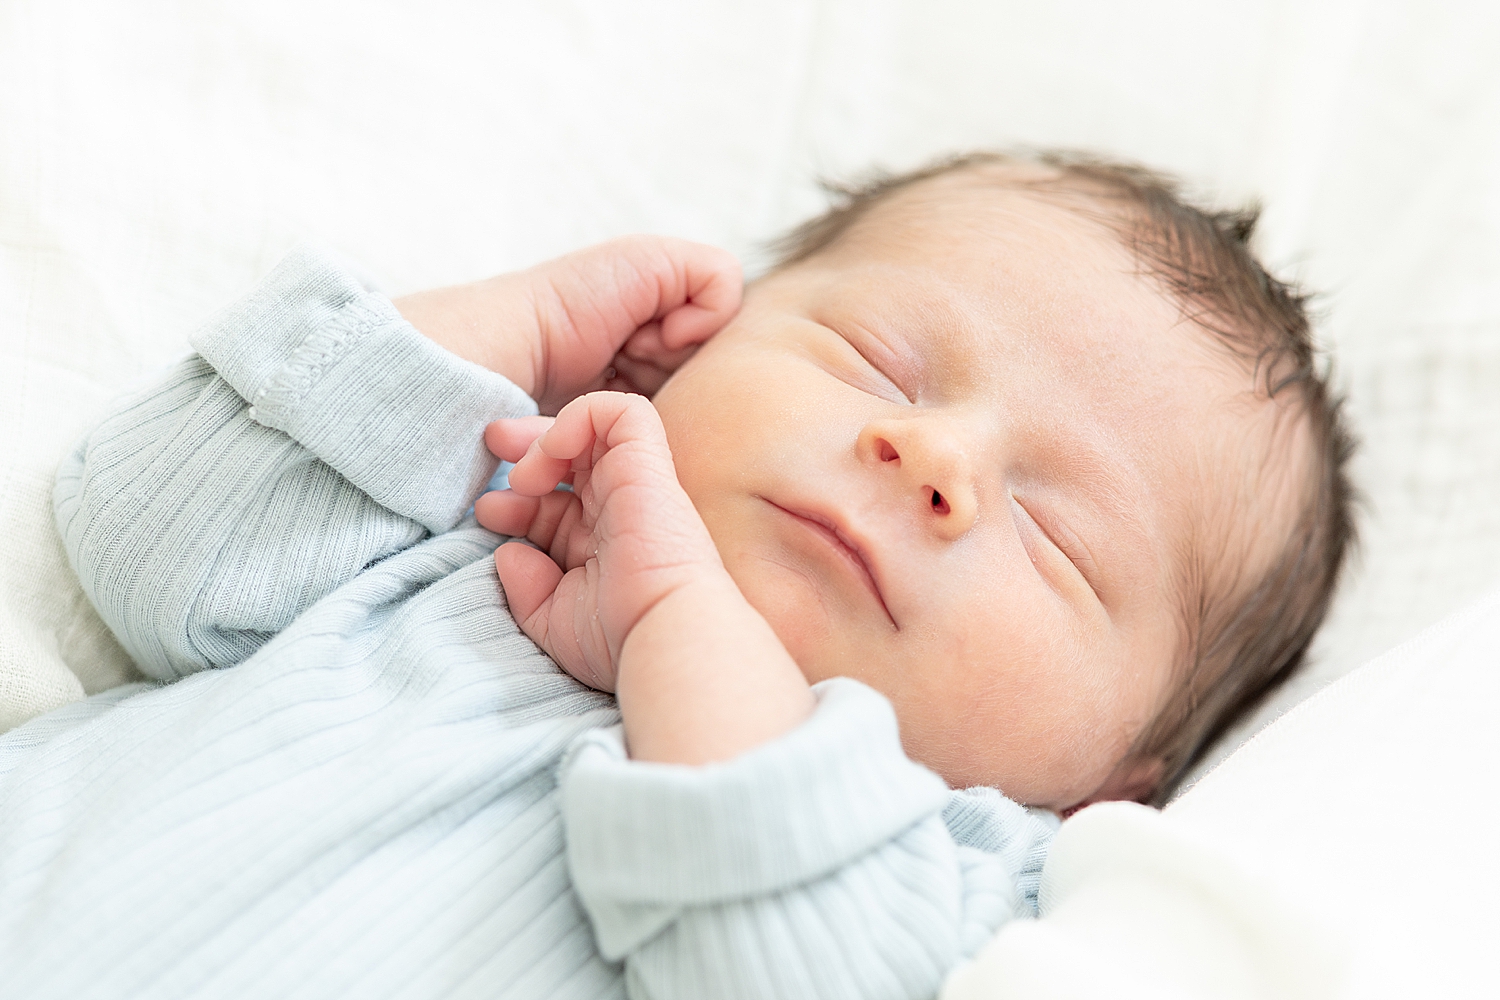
652, 177, 1263, 809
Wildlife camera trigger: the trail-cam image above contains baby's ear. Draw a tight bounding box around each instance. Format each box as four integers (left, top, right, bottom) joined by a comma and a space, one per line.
1069, 756, 1166, 814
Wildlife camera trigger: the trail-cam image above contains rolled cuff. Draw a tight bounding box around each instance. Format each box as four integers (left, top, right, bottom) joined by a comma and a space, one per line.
193, 245, 537, 532
560, 677, 950, 916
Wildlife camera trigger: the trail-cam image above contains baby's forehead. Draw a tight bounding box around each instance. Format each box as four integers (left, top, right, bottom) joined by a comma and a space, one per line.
801, 172, 1213, 351
825, 166, 1125, 262
796, 177, 1209, 372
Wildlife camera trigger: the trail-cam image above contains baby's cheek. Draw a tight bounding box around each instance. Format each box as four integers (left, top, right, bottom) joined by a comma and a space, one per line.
919, 633, 1122, 800
729, 558, 835, 679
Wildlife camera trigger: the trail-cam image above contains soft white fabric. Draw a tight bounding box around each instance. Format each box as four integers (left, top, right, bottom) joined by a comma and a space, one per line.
943, 803, 1342, 1000
944, 584, 1500, 999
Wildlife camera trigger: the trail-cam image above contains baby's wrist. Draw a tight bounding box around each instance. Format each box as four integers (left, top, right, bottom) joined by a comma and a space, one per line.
392, 280, 540, 395
616, 570, 814, 766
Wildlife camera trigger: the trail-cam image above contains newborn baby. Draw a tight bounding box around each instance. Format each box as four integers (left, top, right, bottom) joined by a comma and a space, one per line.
0, 153, 1353, 1000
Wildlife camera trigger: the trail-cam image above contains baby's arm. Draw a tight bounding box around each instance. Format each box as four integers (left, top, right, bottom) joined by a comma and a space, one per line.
485, 395, 1053, 1000
56, 241, 739, 681
54, 247, 534, 679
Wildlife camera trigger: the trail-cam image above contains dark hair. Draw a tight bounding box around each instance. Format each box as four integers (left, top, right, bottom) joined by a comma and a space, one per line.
770, 150, 1358, 804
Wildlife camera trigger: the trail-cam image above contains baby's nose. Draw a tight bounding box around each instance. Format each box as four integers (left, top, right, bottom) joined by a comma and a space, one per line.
857, 417, 978, 540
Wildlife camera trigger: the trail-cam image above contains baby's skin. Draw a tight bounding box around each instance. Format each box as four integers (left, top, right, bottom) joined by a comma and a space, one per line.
398, 170, 1291, 812
398, 238, 816, 774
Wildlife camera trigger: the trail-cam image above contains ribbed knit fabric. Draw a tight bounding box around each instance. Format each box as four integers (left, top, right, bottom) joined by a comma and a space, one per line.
0, 247, 1054, 1000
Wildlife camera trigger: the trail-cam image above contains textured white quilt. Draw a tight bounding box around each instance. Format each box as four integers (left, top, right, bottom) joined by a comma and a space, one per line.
2, 0, 1497, 995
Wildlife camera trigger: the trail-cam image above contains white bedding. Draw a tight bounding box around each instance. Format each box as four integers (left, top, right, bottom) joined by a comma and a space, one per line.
948, 584, 1500, 998
2, 0, 1498, 993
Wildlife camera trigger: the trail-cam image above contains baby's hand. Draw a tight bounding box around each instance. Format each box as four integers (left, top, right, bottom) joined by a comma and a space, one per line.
479, 395, 814, 764
475, 393, 724, 693
395, 238, 741, 414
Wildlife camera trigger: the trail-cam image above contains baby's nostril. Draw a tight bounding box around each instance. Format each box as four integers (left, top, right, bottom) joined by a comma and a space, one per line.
879, 441, 899, 463
931, 490, 950, 515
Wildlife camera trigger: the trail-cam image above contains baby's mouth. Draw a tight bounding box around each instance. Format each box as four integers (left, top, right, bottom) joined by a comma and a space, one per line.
762, 499, 897, 629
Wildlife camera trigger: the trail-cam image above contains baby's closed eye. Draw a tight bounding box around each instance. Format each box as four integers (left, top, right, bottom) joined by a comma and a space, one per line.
1010, 494, 1103, 606
813, 314, 915, 403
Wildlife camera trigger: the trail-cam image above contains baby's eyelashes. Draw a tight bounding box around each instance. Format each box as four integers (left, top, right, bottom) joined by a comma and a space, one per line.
815, 319, 912, 404
845, 335, 912, 402
1010, 494, 1103, 607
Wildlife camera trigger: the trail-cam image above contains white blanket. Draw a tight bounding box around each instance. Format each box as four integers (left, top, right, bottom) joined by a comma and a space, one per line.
948, 584, 1500, 998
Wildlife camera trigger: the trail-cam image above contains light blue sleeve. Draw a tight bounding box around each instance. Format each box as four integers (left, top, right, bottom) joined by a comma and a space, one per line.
53, 246, 537, 681
943, 786, 1058, 920
559, 678, 1055, 1000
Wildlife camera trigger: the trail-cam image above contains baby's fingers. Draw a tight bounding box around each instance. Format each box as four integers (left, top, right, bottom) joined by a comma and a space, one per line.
484, 415, 555, 463
503, 395, 605, 497
540, 390, 667, 464
507, 434, 577, 496
474, 489, 534, 536
475, 489, 578, 556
